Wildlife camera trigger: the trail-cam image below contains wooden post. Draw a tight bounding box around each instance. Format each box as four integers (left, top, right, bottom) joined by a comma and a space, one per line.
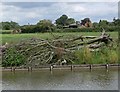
11, 67, 15, 72
106, 64, 109, 69
30, 67, 32, 71
28, 67, 30, 71
13, 67, 15, 72
28, 67, 32, 72
89, 64, 92, 70
50, 65, 53, 71
28, 67, 29, 71
71, 65, 73, 71
11, 67, 12, 72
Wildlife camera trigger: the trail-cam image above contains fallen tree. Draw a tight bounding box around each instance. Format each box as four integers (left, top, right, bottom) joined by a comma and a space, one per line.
2, 31, 117, 67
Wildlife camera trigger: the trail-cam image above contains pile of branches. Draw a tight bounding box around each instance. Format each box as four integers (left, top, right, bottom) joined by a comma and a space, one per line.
2, 31, 114, 67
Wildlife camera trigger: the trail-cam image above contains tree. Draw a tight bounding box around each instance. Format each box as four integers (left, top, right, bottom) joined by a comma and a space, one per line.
37, 19, 54, 32
99, 20, 108, 27
1, 22, 11, 30
113, 18, 120, 26
108, 22, 114, 26
55, 15, 76, 28
66, 18, 75, 25
1, 21, 20, 30
10, 21, 20, 29
93, 22, 99, 28
55, 14, 68, 26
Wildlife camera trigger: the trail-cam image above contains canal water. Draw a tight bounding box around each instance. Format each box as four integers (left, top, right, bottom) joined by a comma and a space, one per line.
2, 68, 118, 90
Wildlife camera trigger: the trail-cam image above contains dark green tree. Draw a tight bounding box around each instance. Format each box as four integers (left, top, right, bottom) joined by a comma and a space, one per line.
108, 22, 114, 26
1, 21, 20, 30
113, 18, 120, 26
55, 14, 68, 26
10, 21, 20, 29
66, 18, 75, 25
99, 20, 108, 27
93, 22, 99, 28
1, 22, 11, 30
37, 19, 54, 32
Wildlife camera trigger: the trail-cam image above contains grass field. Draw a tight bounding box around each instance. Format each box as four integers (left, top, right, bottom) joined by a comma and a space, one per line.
1, 31, 118, 45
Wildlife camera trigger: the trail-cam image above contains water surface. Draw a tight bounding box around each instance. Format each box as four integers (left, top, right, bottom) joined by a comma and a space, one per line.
2, 68, 118, 90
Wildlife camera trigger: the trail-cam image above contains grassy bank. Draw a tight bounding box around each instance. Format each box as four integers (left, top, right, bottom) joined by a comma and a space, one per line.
1, 31, 118, 44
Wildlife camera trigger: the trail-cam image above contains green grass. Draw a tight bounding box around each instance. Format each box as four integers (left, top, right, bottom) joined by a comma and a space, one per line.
1, 31, 118, 45
0, 30, 12, 34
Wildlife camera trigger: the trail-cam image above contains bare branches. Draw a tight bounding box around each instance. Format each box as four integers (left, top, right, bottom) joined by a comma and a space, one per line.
10, 31, 113, 66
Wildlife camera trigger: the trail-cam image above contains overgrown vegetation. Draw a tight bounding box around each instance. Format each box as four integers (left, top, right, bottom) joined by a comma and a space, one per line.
1, 31, 118, 67
74, 46, 118, 64
2, 47, 26, 67
74, 47, 92, 64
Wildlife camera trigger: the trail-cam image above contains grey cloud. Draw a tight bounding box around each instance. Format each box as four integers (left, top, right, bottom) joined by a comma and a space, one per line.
2, 2, 56, 9
1, 2, 118, 25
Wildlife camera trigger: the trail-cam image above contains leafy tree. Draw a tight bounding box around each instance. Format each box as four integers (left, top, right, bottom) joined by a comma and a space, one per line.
66, 18, 75, 25
93, 22, 99, 28
113, 18, 120, 26
99, 20, 108, 27
10, 21, 20, 29
37, 19, 54, 32
55, 15, 76, 28
1, 21, 20, 30
108, 22, 114, 26
55, 14, 68, 26
1, 22, 11, 30
21, 25, 36, 33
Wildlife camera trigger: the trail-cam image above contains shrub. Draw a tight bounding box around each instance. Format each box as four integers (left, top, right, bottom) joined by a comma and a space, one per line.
99, 46, 118, 64
83, 47, 92, 64
74, 47, 92, 64
108, 50, 118, 64
2, 47, 26, 67
74, 49, 84, 64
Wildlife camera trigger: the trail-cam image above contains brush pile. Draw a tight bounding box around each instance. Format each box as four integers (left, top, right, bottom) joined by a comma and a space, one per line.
2, 31, 114, 67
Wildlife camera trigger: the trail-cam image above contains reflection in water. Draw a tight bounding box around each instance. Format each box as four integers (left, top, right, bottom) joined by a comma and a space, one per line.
2, 68, 118, 90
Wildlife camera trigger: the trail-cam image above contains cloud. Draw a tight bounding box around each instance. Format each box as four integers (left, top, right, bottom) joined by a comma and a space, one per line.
1, 2, 118, 25
2, 2, 56, 9
1, 0, 120, 2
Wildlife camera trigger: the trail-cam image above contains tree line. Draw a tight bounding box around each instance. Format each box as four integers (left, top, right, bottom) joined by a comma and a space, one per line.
0, 21, 20, 30
1, 14, 120, 33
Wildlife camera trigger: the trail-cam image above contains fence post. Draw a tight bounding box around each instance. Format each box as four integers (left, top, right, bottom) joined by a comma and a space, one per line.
11, 67, 16, 72
106, 64, 109, 69
28, 67, 32, 72
71, 65, 74, 71
50, 65, 53, 71
90, 64, 92, 70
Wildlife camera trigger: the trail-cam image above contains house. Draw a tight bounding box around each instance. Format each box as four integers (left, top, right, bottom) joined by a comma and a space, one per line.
81, 18, 93, 28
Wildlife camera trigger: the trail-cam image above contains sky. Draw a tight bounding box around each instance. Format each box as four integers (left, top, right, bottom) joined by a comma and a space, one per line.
1, 2, 118, 25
